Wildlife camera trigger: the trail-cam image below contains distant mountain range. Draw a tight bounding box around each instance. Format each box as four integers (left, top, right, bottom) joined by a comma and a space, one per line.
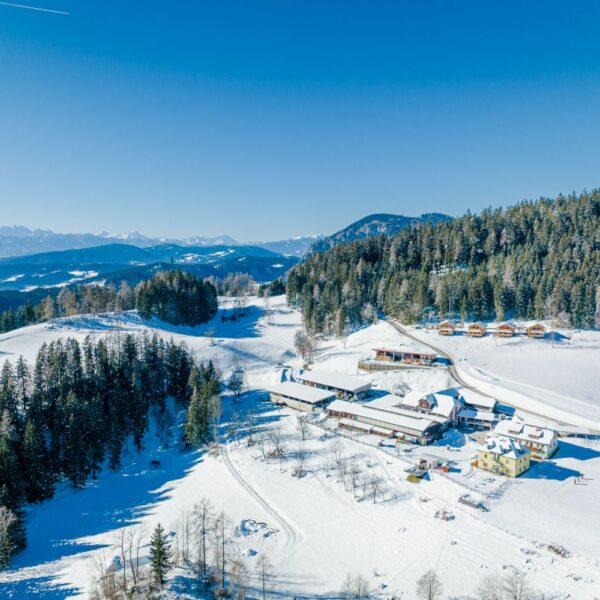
308, 213, 452, 254
0, 213, 451, 291
0, 226, 318, 259
0, 243, 298, 291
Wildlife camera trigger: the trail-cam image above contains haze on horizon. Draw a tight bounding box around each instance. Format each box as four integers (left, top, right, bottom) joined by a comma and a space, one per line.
1, 1, 600, 241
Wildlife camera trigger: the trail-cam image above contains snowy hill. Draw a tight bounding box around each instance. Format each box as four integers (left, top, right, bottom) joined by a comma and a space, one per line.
309, 212, 451, 254
0, 298, 599, 598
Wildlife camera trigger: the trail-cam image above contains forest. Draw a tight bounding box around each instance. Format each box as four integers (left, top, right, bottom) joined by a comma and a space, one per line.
0, 269, 218, 333
0, 333, 221, 568
286, 190, 600, 334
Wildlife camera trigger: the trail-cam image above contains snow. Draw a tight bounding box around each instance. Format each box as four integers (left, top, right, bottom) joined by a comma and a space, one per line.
267, 381, 335, 404
0, 300, 599, 598
404, 325, 600, 429
296, 370, 371, 394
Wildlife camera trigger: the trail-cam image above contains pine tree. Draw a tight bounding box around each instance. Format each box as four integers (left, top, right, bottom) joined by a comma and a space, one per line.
184, 386, 202, 447
149, 522, 172, 587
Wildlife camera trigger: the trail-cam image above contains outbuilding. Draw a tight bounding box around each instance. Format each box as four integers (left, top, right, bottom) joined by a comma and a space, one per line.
297, 370, 371, 399
496, 322, 516, 338
268, 381, 335, 412
467, 322, 487, 337
526, 323, 546, 338
438, 321, 457, 336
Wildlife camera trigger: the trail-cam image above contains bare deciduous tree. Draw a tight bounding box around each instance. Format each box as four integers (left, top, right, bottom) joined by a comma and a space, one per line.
256, 553, 273, 600
477, 573, 505, 600
503, 570, 533, 600
340, 572, 370, 599
193, 498, 214, 581
416, 569, 443, 600
296, 413, 310, 440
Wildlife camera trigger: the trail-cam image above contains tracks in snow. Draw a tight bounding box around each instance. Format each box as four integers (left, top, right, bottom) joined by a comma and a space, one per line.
220, 444, 299, 554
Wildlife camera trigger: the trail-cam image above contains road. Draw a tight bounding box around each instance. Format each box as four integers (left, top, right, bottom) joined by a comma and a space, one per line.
221, 443, 299, 553
387, 319, 598, 431
387, 320, 494, 397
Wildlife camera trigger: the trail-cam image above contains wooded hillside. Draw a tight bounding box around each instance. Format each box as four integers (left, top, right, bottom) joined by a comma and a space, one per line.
286, 190, 600, 333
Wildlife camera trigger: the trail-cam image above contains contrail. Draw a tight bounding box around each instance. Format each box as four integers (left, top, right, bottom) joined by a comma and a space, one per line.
0, 1, 69, 14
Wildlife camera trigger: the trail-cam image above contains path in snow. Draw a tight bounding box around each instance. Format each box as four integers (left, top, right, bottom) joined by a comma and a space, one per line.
220, 444, 299, 554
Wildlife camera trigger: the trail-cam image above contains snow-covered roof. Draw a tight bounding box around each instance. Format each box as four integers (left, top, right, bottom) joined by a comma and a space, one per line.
468, 322, 486, 329
460, 388, 496, 411
457, 408, 497, 422
373, 347, 436, 358
367, 394, 451, 424
297, 370, 371, 393
268, 381, 335, 404
327, 399, 437, 433
497, 321, 517, 329
480, 435, 530, 459
401, 388, 461, 418
493, 419, 557, 446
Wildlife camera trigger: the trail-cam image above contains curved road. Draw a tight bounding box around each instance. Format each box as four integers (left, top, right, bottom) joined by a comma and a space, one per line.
387, 319, 597, 430
221, 444, 299, 553
388, 320, 494, 398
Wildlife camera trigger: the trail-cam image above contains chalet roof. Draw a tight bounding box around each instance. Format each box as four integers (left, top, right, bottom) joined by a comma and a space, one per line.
494, 419, 557, 446
460, 388, 497, 411
480, 435, 530, 459
468, 322, 486, 329
401, 388, 461, 418
366, 394, 451, 424
268, 381, 336, 404
297, 370, 371, 394
438, 320, 457, 328
525, 322, 546, 330
457, 408, 497, 422
497, 321, 517, 329
327, 399, 437, 433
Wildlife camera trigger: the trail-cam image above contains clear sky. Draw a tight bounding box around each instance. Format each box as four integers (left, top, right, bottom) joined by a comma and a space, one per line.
1, 1, 600, 241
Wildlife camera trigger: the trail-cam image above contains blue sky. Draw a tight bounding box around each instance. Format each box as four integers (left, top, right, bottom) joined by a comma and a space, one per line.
1, 1, 600, 241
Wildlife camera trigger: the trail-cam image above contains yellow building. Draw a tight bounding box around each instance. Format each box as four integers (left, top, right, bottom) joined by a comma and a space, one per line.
477, 435, 531, 477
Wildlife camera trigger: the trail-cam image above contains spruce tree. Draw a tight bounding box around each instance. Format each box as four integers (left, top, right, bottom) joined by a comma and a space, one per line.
149, 522, 172, 587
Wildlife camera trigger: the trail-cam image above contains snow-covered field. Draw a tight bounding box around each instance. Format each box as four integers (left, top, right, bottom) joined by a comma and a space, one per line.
1, 298, 600, 598
405, 325, 600, 429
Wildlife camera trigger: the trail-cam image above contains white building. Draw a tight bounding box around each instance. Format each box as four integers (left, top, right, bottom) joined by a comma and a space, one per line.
327, 398, 441, 444
493, 419, 558, 459
297, 370, 371, 399
268, 381, 335, 412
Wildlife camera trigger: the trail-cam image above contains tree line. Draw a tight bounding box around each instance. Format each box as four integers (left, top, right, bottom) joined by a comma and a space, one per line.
286, 190, 600, 334
0, 332, 221, 569
0, 269, 218, 334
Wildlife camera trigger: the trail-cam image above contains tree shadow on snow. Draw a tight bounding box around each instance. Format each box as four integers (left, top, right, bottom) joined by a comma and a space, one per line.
0, 575, 80, 599
4, 446, 205, 596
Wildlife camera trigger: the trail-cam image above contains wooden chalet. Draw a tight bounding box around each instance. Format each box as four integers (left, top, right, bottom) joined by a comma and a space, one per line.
438, 321, 457, 336
496, 322, 516, 338
373, 348, 436, 366
526, 323, 546, 338
467, 322, 486, 338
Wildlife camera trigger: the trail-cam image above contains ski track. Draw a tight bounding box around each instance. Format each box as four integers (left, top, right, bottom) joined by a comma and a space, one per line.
220, 444, 299, 554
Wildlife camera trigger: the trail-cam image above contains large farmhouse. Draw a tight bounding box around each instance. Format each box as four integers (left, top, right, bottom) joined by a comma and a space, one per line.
268, 381, 336, 412
477, 435, 531, 477
493, 419, 558, 459
297, 370, 371, 399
